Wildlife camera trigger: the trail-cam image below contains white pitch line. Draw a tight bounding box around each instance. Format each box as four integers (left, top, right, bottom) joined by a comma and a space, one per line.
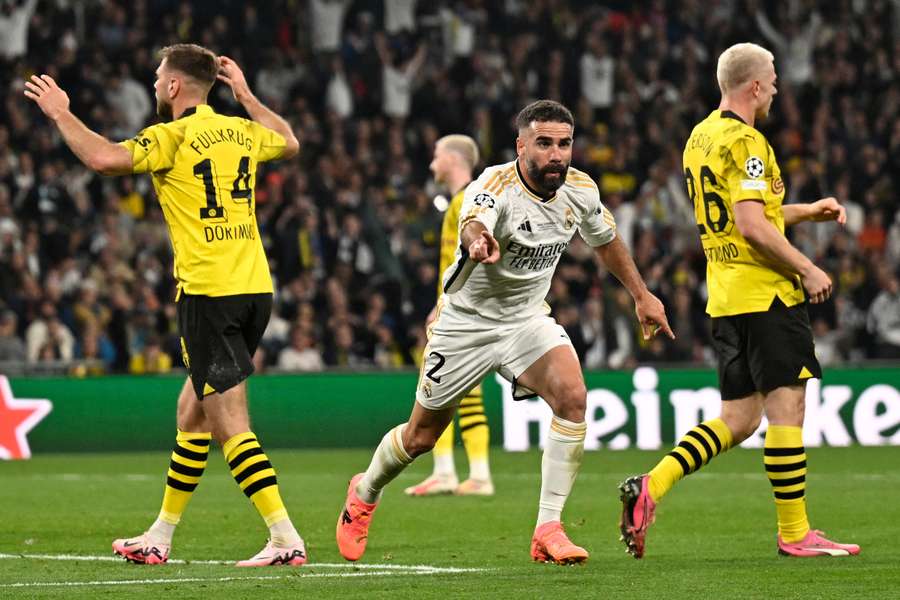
0, 572, 404, 588
0, 553, 486, 574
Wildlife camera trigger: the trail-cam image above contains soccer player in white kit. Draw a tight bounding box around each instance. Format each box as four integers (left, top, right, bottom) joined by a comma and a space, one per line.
336, 100, 674, 564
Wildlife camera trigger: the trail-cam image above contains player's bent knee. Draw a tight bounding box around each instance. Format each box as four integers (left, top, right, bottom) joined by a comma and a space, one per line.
552, 381, 587, 421
403, 428, 439, 458
728, 413, 762, 444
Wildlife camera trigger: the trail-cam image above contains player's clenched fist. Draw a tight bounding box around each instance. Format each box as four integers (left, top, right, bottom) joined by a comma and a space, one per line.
23, 74, 70, 121
469, 230, 500, 264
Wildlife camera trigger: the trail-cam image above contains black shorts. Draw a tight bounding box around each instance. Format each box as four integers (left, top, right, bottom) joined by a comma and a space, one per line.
710, 297, 822, 400
176, 292, 272, 399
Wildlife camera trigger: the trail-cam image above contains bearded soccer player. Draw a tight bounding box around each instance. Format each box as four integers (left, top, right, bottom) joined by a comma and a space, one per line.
404, 134, 494, 497
25, 44, 307, 566
618, 43, 859, 559
337, 100, 673, 564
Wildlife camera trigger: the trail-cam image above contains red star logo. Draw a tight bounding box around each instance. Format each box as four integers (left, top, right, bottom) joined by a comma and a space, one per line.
0, 375, 52, 460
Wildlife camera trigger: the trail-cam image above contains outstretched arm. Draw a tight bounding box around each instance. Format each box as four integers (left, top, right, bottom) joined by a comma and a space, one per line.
782, 197, 846, 227
594, 236, 674, 340
24, 75, 132, 175
217, 56, 300, 159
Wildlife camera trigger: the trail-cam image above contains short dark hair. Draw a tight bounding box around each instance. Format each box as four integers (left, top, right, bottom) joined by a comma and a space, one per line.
158, 44, 218, 90
515, 100, 575, 131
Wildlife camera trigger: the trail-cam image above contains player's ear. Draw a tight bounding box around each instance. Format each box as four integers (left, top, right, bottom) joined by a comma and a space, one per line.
515, 135, 524, 156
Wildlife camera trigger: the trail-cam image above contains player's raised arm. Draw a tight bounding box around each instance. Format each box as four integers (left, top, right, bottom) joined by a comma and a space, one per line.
594, 236, 674, 340
24, 74, 133, 175
217, 56, 299, 159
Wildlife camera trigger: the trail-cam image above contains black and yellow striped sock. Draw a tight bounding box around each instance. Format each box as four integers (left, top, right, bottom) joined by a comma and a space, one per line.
223, 432, 288, 527
648, 418, 733, 502
764, 425, 810, 543
458, 387, 490, 480
158, 430, 211, 525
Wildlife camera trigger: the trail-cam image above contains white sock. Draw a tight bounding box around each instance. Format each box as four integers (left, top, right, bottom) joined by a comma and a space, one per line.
536, 416, 586, 527
269, 517, 303, 547
357, 424, 413, 503
433, 452, 456, 478
147, 518, 176, 545
469, 457, 491, 482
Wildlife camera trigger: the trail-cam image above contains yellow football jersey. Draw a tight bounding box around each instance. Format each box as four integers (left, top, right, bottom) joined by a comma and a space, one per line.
120, 104, 286, 297
437, 187, 465, 297
683, 110, 804, 317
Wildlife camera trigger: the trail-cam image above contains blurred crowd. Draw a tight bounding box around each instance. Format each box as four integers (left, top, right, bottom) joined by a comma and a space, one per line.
0, 0, 898, 376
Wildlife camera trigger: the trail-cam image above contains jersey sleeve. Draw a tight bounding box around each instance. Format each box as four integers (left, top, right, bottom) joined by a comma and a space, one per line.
578, 187, 617, 247
725, 133, 770, 205
437, 191, 464, 295
247, 120, 288, 163
119, 123, 178, 174
459, 173, 505, 235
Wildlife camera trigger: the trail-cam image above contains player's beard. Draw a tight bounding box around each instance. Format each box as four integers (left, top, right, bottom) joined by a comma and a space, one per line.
156, 97, 173, 121
526, 158, 568, 195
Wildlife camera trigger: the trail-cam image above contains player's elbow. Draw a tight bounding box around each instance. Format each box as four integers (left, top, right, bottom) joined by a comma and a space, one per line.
89, 155, 117, 176
90, 149, 130, 176
281, 133, 300, 160
735, 216, 763, 244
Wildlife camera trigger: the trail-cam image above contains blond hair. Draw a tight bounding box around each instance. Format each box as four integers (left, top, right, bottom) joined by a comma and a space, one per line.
716, 43, 774, 94
436, 134, 480, 171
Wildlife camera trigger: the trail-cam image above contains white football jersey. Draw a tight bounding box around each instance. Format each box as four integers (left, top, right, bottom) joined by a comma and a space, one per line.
441, 160, 617, 322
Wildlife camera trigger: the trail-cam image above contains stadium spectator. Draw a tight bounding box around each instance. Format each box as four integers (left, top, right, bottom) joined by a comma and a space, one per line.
128, 334, 173, 374
0, 0, 38, 62
0, 308, 23, 360
25, 300, 74, 363
867, 271, 900, 359
278, 325, 325, 371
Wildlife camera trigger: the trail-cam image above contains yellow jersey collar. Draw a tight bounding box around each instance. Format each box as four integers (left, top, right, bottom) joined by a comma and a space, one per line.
177, 104, 213, 119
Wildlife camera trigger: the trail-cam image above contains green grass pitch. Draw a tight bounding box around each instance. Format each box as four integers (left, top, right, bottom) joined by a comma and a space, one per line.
1, 446, 898, 599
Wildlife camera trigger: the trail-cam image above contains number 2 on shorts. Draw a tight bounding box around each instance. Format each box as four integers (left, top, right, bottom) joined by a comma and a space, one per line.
425, 351, 446, 383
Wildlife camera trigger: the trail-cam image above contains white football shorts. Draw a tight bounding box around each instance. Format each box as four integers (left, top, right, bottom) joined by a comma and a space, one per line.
415, 303, 573, 410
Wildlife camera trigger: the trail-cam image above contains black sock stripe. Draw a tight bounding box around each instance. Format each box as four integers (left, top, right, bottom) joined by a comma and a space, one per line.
677, 440, 703, 472
774, 489, 806, 500
459, 408, 484, 419
234, 460, 273, 485
696, 423, 722, 453
173, 445, 208, 462
768, 474, 806, 488
459, 420, 488, 433
764, 460, 807, 472
167, 476, 198, 492
181, 438, 210, 447
228, 446, 264, 470
169, 461, 205, 478
763, 447, 805, 456
667, 450, 691, 475
685, 430, 713, 463
237, 437, 257, 448
242, 475, 278, 498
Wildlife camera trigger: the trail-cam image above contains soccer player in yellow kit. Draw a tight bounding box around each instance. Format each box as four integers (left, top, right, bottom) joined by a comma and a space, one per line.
25, 44, 307, 566
405, 134, 494, 497
618, 43, 859, 559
